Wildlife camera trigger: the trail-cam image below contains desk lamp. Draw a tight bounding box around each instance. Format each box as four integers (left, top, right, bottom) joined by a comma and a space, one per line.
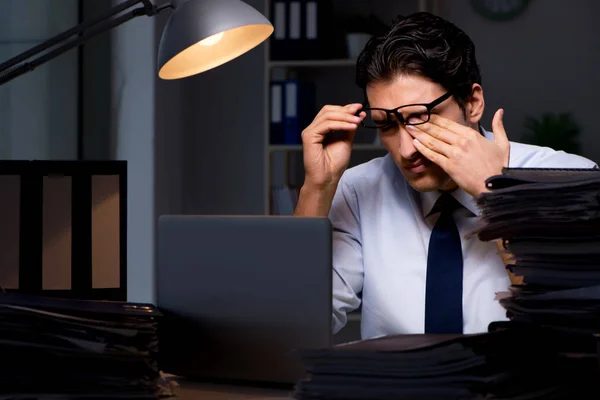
0, 0, 274, 85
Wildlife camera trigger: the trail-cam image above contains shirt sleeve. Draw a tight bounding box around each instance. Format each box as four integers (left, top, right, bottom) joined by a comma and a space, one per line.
510, 143, 599, 169
328, 176, 364, 334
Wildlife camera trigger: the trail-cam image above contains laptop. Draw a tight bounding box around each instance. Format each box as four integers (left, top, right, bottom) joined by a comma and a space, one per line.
156, 215, 333, 387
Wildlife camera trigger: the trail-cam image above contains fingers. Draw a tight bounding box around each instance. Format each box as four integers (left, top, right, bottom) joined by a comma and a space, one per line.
314, 110, 363, 127
316, 103, 362, 118
413, 138, 448, 168
407, 121, 458, 145
428, 114, 471, 136
303, 104, 365, 144
407, 126, 454, 157
303, 121, 359, 144
320, 120, 360, 134
492, 109, 510, 150
345, 103, 363, 112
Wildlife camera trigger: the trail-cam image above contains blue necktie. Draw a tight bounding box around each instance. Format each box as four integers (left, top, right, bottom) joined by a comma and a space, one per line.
425, 193, 464, 334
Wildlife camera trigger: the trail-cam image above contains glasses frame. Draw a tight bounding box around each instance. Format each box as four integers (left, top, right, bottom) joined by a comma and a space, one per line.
359, 92, 453, 129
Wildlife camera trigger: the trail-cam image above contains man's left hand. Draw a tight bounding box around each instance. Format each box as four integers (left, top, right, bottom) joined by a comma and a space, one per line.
407, 109, 510, 197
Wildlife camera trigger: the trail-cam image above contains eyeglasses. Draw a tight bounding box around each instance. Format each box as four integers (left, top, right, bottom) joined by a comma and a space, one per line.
359, 92, 453, 129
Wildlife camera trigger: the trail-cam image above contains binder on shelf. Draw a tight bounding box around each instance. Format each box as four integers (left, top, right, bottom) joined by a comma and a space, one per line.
270, 79, 316, 145
283, 79, 316, 145
271, 185, 300, 215
269, 0, 343, 61
270, 80, 285, 144
269, 0, 289, 60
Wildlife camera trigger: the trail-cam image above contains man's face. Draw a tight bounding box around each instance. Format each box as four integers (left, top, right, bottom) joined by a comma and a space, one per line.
365, 74, 475, 193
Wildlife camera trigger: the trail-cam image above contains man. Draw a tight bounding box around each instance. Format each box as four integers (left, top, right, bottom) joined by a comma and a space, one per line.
294, 12, 597, 339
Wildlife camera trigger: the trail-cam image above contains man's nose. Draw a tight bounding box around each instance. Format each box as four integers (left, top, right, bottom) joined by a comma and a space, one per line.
399, 126, 419, 160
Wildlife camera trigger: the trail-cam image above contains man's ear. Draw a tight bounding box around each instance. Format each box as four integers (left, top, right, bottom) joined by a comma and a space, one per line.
465, 83, 484, 125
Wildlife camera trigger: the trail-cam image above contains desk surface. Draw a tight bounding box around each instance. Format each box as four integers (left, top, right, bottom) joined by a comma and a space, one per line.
175, 380, 293, 400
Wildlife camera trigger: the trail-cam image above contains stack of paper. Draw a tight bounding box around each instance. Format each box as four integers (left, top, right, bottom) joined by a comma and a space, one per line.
475, 168, 600, 335
474, 168, 600, 243
293, 327, 596, 399
0, 292, 172, 400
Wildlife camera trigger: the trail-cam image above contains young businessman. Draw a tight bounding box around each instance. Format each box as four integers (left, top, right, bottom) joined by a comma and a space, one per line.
294, 12, 598, 339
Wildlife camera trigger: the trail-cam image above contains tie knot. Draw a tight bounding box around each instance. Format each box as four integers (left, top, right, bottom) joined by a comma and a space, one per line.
429, 193, 462, 217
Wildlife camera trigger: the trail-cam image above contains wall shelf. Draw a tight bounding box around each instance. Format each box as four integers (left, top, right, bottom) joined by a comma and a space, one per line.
263, 0, 429, 215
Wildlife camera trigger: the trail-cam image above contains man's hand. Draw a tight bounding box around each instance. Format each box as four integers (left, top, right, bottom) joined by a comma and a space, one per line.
407, 109, 510, 197
301, 103, 365, 189
294, 104, 365, 217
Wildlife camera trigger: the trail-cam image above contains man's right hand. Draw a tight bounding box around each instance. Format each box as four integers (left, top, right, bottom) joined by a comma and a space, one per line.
301, 103, 365, 189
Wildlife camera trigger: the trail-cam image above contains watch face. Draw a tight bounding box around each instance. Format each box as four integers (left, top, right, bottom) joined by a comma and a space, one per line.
470, 0, 532, 21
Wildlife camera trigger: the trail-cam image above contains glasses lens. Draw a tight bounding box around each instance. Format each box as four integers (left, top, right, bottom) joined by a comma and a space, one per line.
361, 106, 430, 128
400, 105, 430, 125
361, 108, 389, 129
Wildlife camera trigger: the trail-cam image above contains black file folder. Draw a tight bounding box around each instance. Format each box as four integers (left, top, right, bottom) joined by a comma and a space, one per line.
472, 167, 600, 378
293, 328, 598, 399
476, 167, 600, 284
0, 292, 169, 400
269, 0, 342, 60
474, 167, 600, 241
484, 167, 600, 189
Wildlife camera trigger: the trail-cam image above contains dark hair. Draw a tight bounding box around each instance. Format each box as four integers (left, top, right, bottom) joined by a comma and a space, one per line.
356, 12, 481, 112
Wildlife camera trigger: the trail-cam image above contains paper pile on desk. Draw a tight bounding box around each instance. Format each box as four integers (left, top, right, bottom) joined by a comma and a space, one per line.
475, 167, 600, 335
0, 292, 171, 400
293, 327, 596, 399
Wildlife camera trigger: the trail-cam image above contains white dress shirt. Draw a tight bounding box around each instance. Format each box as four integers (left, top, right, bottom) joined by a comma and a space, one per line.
330, 128, 598, 339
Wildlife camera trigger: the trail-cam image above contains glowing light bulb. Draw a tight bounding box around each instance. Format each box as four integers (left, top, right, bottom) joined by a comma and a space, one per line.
200, 31, 224, 46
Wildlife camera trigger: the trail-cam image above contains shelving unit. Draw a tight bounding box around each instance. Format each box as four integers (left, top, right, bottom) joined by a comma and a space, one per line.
262, 2, 371, 214
264, 0, 439, 215
262, 0, 434, 215
260, 0, 438, 342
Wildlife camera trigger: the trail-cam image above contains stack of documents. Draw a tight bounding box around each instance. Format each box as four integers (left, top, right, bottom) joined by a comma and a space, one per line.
475, 168, 600, 242
475, 168, 600, 335
293, 327, 596, 399
0, 292, 171, 400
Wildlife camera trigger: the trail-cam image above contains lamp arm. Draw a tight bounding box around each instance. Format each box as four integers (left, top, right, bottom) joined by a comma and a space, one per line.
0, 0, 173, 87
0, 0, 144, 75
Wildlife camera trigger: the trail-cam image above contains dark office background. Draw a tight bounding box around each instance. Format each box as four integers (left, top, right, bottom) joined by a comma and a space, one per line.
1, 0, 598, 308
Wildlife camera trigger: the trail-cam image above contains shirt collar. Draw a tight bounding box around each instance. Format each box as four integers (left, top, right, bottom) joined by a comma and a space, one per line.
420, 188, 479, 217
480, 125, 494, 141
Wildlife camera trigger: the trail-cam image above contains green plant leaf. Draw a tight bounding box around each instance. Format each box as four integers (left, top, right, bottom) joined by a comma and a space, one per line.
521, 112, 581, 154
